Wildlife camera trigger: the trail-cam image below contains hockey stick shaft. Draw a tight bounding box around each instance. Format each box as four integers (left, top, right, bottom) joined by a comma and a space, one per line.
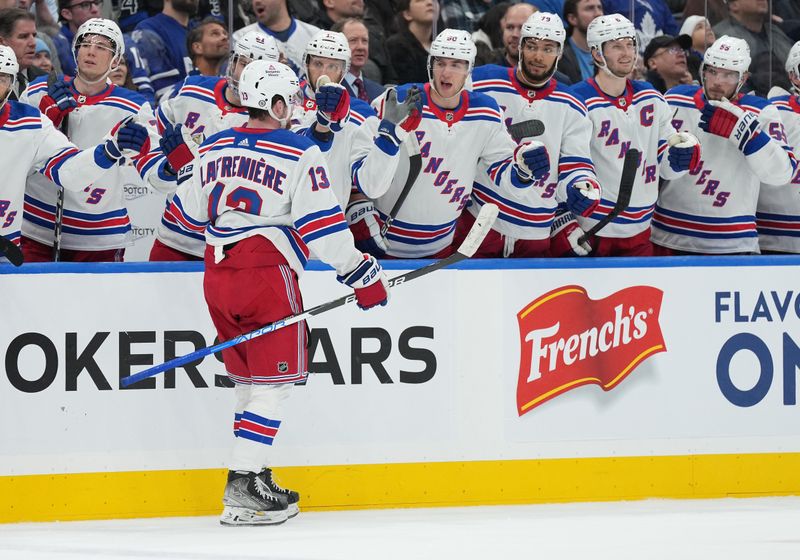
121, 203, 500, 387
0, 233, 23, 266
380, 133, 422, 237
47, 69, 68, 262
578, 148, 639, 245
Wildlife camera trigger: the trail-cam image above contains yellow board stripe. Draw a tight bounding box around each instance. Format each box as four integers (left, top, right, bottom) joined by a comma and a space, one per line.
3, 453, 800, 523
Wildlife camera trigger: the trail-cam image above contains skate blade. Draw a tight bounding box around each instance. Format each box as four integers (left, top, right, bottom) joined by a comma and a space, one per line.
219, 506, 289, 527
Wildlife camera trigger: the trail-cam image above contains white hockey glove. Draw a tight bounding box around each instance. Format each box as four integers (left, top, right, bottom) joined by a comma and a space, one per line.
549, 207, 592, 257
346, 197, 387, 258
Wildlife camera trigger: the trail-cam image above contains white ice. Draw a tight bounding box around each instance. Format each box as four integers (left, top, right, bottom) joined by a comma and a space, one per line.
2, 497, 800, 560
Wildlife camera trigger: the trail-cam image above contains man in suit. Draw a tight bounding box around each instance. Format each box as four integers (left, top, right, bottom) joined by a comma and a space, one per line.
0, 9, 46, 100
331, 17, 385, 102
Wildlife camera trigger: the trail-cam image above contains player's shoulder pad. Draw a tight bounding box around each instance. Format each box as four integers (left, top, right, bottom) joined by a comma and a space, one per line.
568, 80, 595, 102
471, 64, 509, 82
8, 100, 43, 122
110, 84, 148, 106
552, 81, 588, 113
666, 84, 700, 97
768, 93, 794, 113
348, 97, 377, 122
738, 93, 771, 112
466, 89, 502, 111
183, 74, 220, 91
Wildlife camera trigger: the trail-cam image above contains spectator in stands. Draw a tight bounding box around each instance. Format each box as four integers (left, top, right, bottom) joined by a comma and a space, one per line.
232, 0, 320, 74
0, 8, 43, 99
683, 0, 727, 27
52, 0, 100, 76
386, 0, 436, 84
472, 1, 509, 53
714, 0, 794, 96
331, 17, 385, 101
32, 37, 52, 73
109, 46, 135, 89
773, 0, 800, 41
558, 0, 602, 83
602, 0, 679, 55
186, 17, 229, 76
643, 34, 693, 93
487, 2, 535, 67
440, 0, 495, 33
134, 0, 198, 101
680, 15, 714, 80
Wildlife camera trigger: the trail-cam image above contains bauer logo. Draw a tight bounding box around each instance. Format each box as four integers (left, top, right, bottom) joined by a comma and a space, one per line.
516, 285, 665, 416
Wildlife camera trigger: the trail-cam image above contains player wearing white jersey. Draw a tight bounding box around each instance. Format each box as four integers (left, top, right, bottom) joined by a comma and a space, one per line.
291, 30, 421, 257
462, 12, 601, 258
168, 60, 389, 526
356, 29, 551, 259
20, 19, 166, 262
656, 37, 796, 255
570, 14, 700, 256
757, 42, 800, 254
151, 31, 281, 261
0, 46, 146, 263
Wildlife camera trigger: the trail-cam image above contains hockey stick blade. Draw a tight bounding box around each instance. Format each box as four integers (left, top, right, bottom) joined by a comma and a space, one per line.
508, 119, 545, 142
578, 148, 639, 245
120, 203, 499, 387
380, 138, 423, 237
0, 234, 23, 266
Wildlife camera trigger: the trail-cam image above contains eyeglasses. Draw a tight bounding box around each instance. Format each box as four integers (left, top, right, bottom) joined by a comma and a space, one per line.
68, 0, 101, 10
653, 46, 685, 57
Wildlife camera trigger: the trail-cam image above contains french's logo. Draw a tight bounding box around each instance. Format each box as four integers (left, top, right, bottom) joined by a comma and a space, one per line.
516, 285, 666, 416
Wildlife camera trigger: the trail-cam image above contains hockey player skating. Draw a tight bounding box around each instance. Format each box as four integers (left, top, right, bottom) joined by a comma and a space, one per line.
292, 29, 422, 257
0, 45, 147, 263
756, 41, 800, 254
570, 14, 700, 256
463, 12, 601, 258
151, 30, 281, 261
167, 60, 389, 526
20, 18, 165, 262
361, 29, 551, 259
655, 36, 796, 255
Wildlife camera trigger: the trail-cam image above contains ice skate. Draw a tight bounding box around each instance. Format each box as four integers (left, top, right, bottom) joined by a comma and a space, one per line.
220, 470, 289, 526
259, 468, 301, 518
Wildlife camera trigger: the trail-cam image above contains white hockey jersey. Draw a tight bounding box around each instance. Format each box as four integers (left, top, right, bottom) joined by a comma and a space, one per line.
569, 78, 685, 238
0, 101, 122, 258
368, 83, 523, 258
232, 19, 319, 75
169, 126, 363, 277
468, 65, 597, 240
293, 82, 399, 207
154, 75, 251, 257
655, 85, 796, 254
20, 77, 170, 251
757, 92, 800, 253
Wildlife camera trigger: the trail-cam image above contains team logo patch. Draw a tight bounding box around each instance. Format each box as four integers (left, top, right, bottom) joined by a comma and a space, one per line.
618, 98, 627, 107
277, 361, 289, 373
259, 99, 267, 107
77, 95, 86, 104
445, 111, 454, 121
515, 285, 665, 415
527, 90, 536, 99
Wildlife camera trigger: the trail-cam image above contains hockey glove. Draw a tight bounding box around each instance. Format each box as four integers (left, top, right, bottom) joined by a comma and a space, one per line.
160, 121, 198, 172
346, 198, 387, 258
316, 82, 350, 132
549, 207, 592, 257
103, 117, 150, 163
337, 254, 390, 310
699, 98, 759, 151
565, 177, 601, 217
39, 79, 77, 128
667, 131, 701, 172
513, 140, 550, 183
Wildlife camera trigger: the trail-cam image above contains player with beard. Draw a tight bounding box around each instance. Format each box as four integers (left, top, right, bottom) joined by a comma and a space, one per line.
569, 14, 700, 256
358, 29, 551, 259
459, 12, 601, 258
133, 0, 199, 101
654, 36, 795, 255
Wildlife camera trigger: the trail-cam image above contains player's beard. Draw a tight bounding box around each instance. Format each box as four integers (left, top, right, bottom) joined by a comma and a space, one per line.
173, 0, 199, 16
518, 57, 557, 87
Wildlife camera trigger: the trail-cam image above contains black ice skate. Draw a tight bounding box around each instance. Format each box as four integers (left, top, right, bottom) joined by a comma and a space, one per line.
220, 470, 289, 526
259, 468, 300, 518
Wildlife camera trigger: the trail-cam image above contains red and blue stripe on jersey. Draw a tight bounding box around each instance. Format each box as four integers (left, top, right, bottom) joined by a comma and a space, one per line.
653, 205, 757, 239
23, 194, 131, 236
471, 181, 553, 230
295, 206, 348, 243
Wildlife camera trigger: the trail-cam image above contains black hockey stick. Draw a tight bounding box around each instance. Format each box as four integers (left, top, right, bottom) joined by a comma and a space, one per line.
380, 133, 422, 237
0, 233, 23, 266
48, 69, 68, 262
121, 203, 500, 387
508, 119, 545, 142
577, 148, 639, 245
